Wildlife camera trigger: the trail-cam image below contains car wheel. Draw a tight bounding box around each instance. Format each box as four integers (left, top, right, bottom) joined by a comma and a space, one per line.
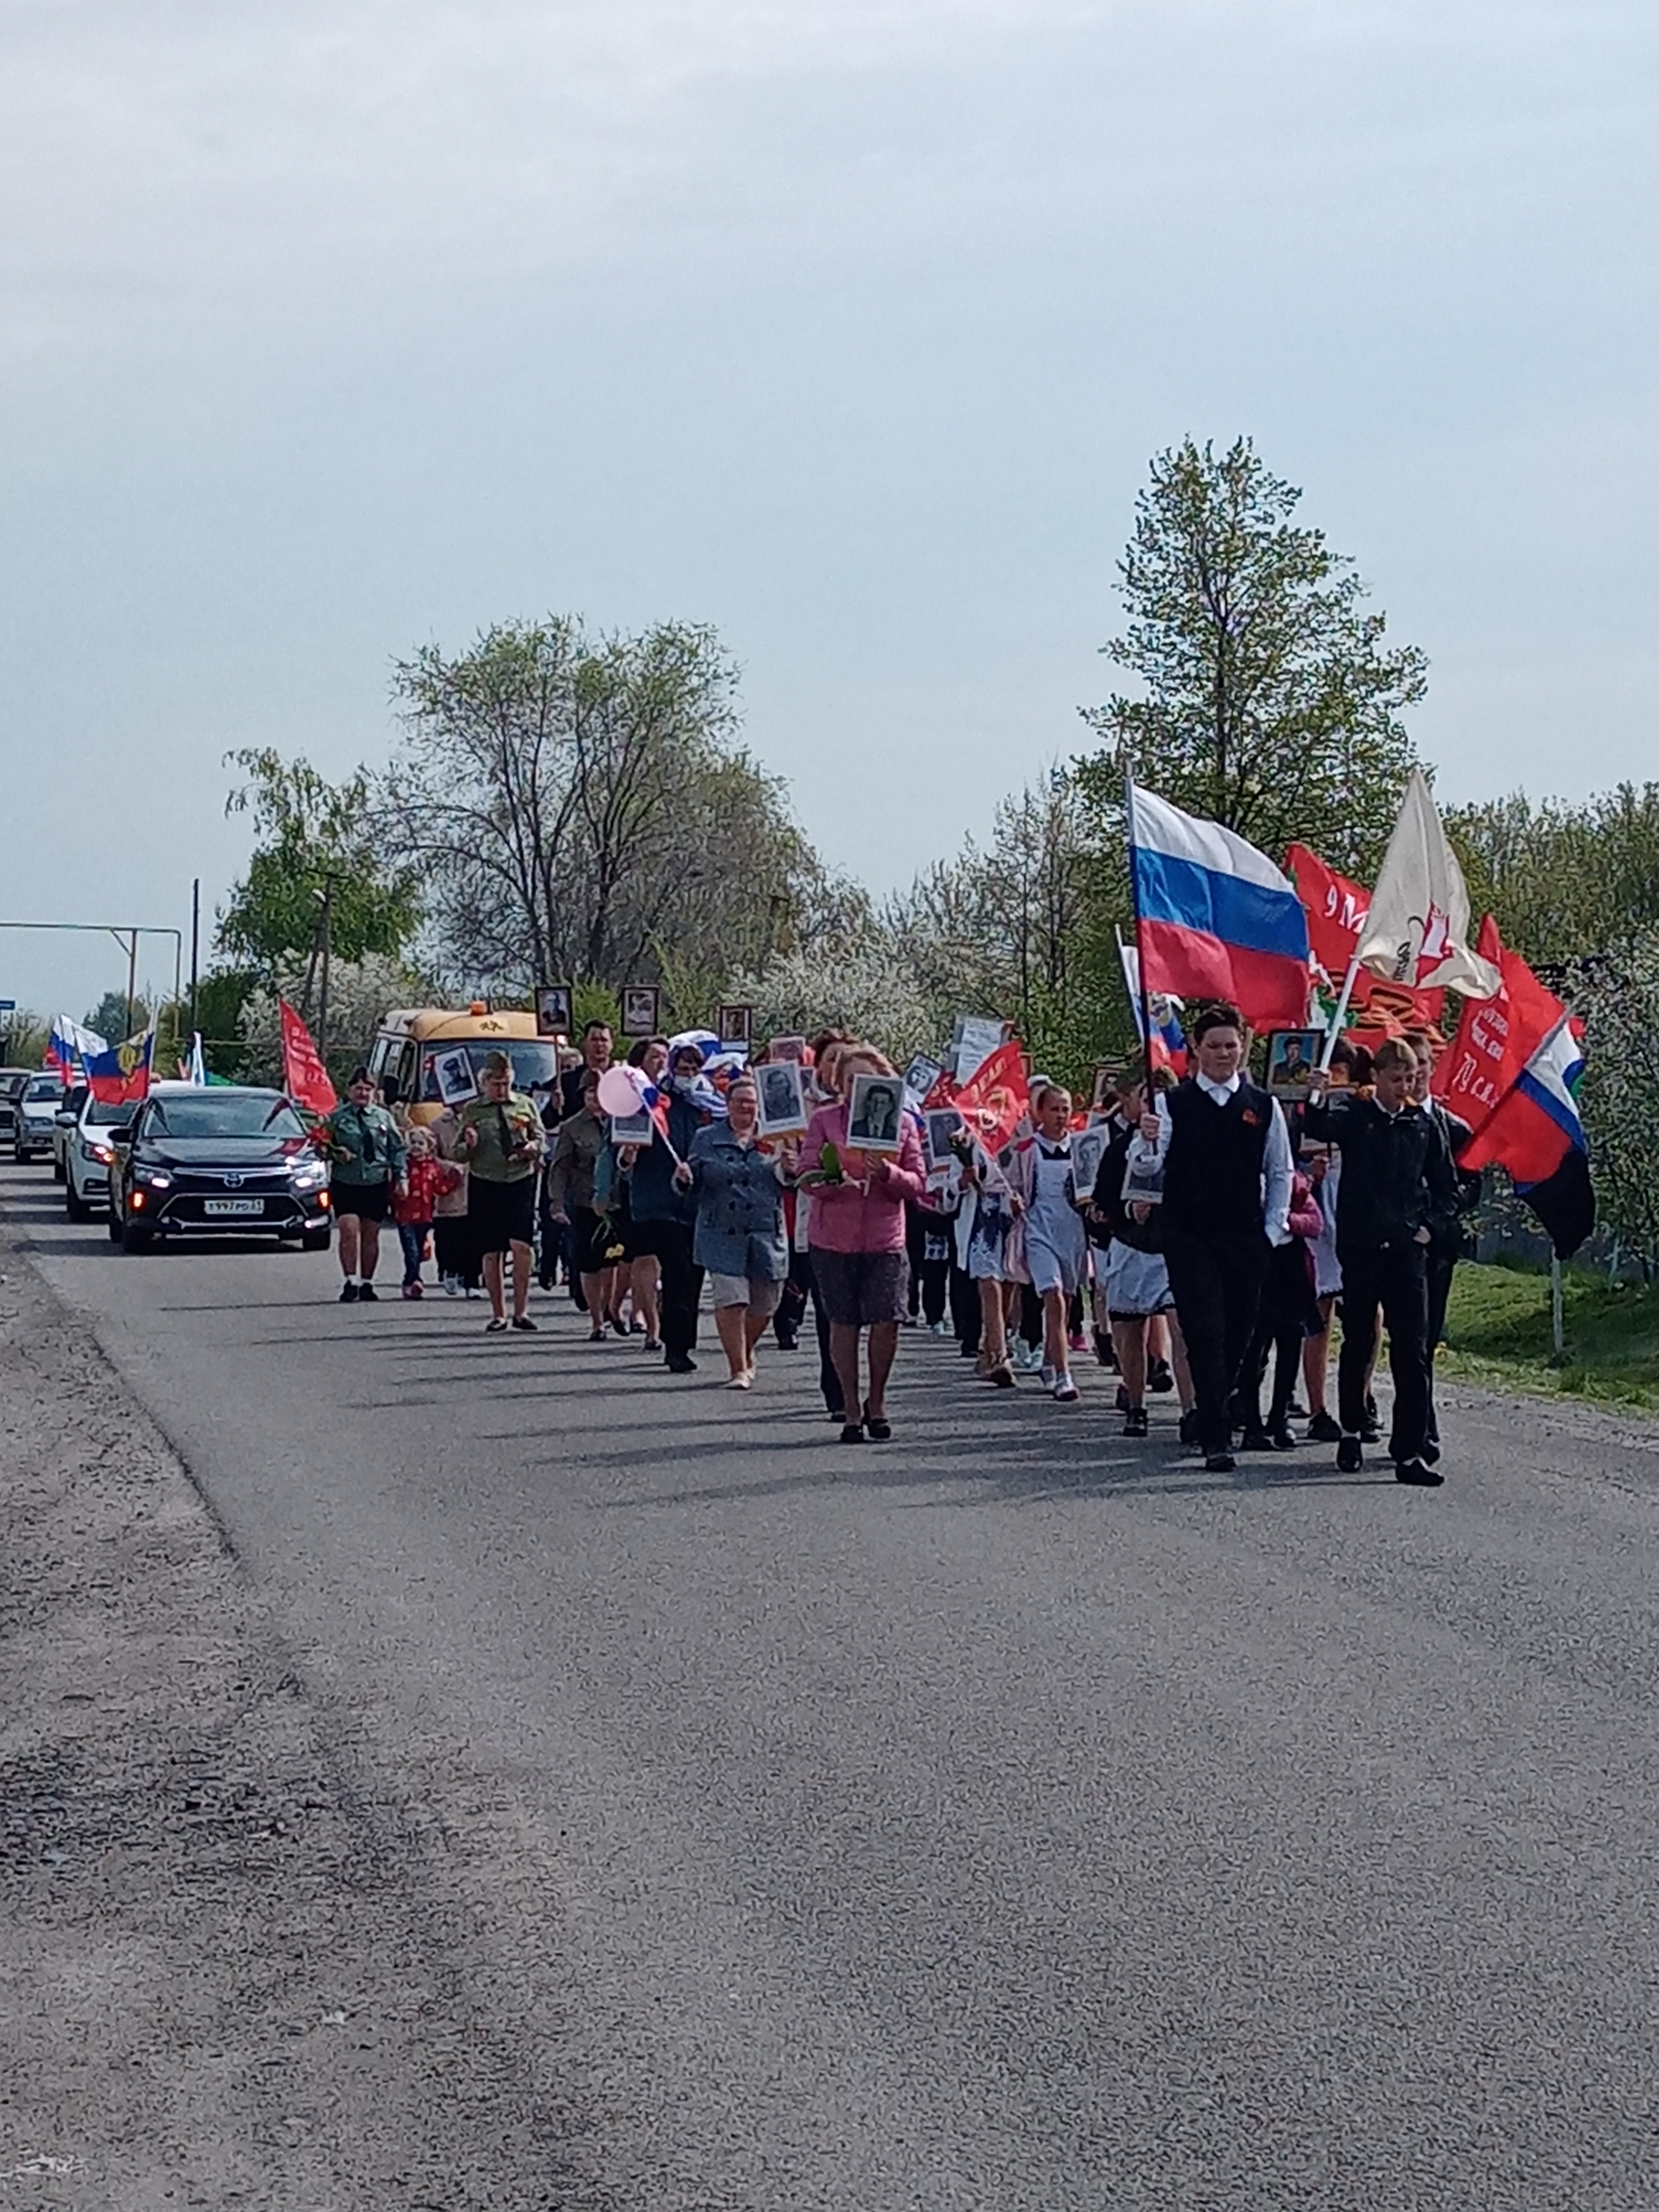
121, 1218, 154, 1253
65, 1182, 90, 1222
301, 1227, 332, 1252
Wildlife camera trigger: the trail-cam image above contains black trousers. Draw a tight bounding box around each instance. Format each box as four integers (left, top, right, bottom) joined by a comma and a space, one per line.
433, 1217, 479, 1288
640, 1220, 702, 1359
949, 1263, 981, 1354
787, 1247, 842, 1411
1339, 1240, 1432, 1463
1163, 1229, 1270, 1455
1422, 1245, 1457, 1449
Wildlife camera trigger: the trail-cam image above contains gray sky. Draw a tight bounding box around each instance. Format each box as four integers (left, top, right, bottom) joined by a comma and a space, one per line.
3, 0, 1655, 1027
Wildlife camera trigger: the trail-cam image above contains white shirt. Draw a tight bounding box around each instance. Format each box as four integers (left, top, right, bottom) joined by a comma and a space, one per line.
1138, 1071, 1295, 1246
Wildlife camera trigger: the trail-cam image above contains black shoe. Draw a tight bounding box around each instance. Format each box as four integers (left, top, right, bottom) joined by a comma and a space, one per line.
1093, 1329, 1114, 1369
1286, 1398, 1308, 1420
840, 1422, 866, 1444
775, 1332, 799, 1351
1395, 1460, 1444, 1487
1204, 1452, 1236, 1474
862, 1402, 892, 1442
1306, 1410, 1342, 1443
1361, 1416, 1382, 1444
510, 1314, 538, 1333
666, 1353, 697, 1373
1124, 1405, 1149, 1438
1270, 1426, 1298, 1451
1336, 1435, 1364, 1474
827, 1405, 847, 1425
1147, 1358, 1174, 1395
358, 1281, 378, 1302
959, 1340, 979, 1359
338, 1280, 360, 1303
1115, 1384, 1131, 1413
1422, 1438, 1441, 1465
1239, 1425, 1276, 1452
538, 1272, 555, 1292
1178, 1409, 1201, 1447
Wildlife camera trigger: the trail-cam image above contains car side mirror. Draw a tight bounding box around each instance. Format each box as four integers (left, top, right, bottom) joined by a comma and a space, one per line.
55, 1110, 77, 1127
109, 1123, 133, 1144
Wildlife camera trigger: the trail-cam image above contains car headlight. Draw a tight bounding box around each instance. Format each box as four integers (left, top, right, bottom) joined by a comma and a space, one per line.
290, 1161, 329, 1191
137, 1168, 173, 1189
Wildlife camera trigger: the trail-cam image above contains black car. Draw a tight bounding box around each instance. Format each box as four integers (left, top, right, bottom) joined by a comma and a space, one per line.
109, 1083, 332, 1253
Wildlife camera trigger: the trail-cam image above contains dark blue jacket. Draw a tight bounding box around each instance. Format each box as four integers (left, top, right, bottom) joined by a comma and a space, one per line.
625, 1090, 703, 1225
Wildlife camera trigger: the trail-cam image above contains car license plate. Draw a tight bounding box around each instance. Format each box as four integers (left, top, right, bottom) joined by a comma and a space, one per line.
204, 1197, 264, 1217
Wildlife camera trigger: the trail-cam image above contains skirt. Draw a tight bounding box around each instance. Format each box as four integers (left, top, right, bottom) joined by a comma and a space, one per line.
468, 1173, 537, 1255
1101, 1240, 1174, 1319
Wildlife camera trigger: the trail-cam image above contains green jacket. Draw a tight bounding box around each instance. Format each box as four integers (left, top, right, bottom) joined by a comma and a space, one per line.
320, 1100, 407, 1186
454, 1091, 544, 1184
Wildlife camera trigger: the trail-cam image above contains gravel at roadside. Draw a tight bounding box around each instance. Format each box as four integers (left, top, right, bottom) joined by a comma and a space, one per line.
0, 1224, 609, 2212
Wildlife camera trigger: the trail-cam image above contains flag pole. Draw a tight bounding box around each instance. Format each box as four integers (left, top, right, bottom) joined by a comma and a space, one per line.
1122, 769, 1157, 1092
1550, 1254, 1565, 1359
1318, 954, 1362, 1073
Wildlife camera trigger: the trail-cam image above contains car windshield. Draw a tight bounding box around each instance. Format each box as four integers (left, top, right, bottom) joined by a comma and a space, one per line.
417, 1040, 559, 1101
24, 1076, 63, 1103
82, 1099, 131, 1127
0, 1073, 31, 1097
146, 1093, 305, 1140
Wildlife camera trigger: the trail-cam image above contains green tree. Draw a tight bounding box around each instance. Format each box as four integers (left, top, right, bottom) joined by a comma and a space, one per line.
85, 991, 150, 1042
1076, 437, 1427, 878
383, 616, 826, 998
1449, 783, 1659, 972
1560, 939, 1659, 1276
220, 750, 423, 977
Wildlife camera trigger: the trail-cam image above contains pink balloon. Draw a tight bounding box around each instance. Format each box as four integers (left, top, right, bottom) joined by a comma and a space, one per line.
597, 1066, 648, 1117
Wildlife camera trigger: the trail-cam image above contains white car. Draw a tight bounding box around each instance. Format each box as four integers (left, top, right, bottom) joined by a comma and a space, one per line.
63, 1094, 132, 1220
51, 1083, 91, 1180
12, 1071, 65, 1163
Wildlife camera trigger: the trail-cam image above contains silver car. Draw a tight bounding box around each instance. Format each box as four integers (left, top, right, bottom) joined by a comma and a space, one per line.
13, 1071, 65, 1163
63, 1094, 132, 1220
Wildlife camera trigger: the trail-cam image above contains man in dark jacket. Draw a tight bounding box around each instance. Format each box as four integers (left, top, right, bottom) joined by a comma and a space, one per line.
1303, 1037, 1457, 1487
1408, 1028, 1479, 1464
622, 1042, 706, 1373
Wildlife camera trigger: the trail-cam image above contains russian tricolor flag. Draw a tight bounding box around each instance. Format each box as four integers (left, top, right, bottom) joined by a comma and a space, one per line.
1128, 783, 1311, 1030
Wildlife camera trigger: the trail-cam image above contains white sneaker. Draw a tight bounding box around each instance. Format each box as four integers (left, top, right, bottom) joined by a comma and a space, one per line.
726, 1370, 753, 1390
442, 1275, 460, 1298
1040, 1363, 1056, 1390
928, 1319, 948, 1337
1015, 1345, 1043, 1373
1052, 1373, 1078, 1403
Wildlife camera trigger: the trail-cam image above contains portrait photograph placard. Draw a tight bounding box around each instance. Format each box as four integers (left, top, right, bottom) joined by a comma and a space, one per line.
534, 983, 573, 1039
1070, 1124, 1108, 1206
844, 1071, 906, 1153
432, 1047, 479, 1107
923, 1105, 966, 1171
716, 1003, 753, 1048
1266, 1028, 1322, 1101
620, 984, 661, 1039
766, 1034, 808, 1064
756, 1058, 808, 1138
609, 1109, 654, 1145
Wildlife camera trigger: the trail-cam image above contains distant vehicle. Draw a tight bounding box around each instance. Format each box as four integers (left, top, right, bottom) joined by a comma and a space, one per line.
52, 1083, 91, 1181
62, 1093, 131, 1221
0, 1068, 36, 1145
368, 1006, 562, 1126
108, 1083, 332, 1254
13, 1070, 65, 1163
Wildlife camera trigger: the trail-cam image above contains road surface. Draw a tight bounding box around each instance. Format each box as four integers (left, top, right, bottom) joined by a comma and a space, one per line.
5, 1157, 1659, 2210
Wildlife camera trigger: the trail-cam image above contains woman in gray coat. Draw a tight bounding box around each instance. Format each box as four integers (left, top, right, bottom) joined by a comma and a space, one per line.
682, 1075, 793, 1389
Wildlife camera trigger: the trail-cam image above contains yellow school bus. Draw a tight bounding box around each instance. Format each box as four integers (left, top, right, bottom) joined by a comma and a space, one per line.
367, 1006, 565, 1126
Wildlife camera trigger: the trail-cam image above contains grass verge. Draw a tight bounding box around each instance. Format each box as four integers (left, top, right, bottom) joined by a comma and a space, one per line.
1440, 1260, 1659, 1416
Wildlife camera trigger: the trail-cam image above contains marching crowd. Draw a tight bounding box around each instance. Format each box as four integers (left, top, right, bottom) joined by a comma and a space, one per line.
314, 1005, 1477, 1488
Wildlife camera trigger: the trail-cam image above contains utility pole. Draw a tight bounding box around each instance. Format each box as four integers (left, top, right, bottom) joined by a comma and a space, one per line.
188, 878, 200, 1045
124, 928, 139, 1041
315, 879, 334, 1074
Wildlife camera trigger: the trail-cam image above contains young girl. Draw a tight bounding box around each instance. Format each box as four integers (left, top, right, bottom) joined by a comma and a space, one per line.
392, 1124, 462, 1298
1004, 1084, 1090, 1403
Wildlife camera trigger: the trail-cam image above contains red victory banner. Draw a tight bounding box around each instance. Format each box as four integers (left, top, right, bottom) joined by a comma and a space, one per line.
279, 998, 338, 1116
1286, 841, 1446, 1032
1434, 915, 1560, 1140
952, 1040, 1029, 1157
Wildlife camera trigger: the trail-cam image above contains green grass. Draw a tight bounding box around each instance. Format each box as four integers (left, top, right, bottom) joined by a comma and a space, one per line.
1440, 1260, 1659, 1415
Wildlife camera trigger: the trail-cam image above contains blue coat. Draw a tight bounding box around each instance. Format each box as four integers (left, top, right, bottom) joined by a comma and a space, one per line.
625, 1091, 703, 1225
688, 1122, 788, 1280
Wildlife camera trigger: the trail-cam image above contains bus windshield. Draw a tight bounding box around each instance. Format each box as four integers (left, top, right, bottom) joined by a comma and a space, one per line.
417, 1040, 560, 1101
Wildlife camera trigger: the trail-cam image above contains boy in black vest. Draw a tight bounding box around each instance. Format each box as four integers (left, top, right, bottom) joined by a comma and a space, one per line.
1137, 1003, 1293, 1474
1302, 1037, 1457, 1487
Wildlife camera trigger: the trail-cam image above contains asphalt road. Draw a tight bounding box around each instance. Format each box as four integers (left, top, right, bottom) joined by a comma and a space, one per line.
6, 1155, 1659, 2210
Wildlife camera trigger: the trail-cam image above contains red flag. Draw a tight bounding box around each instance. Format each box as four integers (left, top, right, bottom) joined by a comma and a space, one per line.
279, 998, 338, 1116
952, 1040, 1029, 1157
1433, 916, 1560, 1141
1286, 841, 1445, 1028
920, 1066, 958, 1111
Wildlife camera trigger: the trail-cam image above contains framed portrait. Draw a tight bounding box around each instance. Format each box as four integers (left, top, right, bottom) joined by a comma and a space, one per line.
923, 1105, 966, 1171
432, 1047, 479, 1107
716, 1003, 752, 1048
756, 1058, 808, 1138
1120, 1145, 1166, 1209
904, 1052, 944, 1104
609, 1109, 653, 1145
534, 983, 573, 1040
1266, 1028, 1322, 1102
767, 1034, 809, 1065
1070, 1123, 1108, 1205
844, 1071, 906, 1153
620, 985, 660, 1040
1090, 1062, 1120, 1113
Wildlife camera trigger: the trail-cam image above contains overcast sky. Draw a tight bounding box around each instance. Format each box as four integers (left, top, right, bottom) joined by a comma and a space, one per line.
3, 0, 1655, 1025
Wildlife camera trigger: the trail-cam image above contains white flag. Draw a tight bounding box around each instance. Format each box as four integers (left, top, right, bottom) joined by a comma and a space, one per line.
1353, 769, 1501, 999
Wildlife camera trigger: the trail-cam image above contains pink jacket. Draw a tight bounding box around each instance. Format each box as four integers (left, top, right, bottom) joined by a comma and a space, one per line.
801, 1102, 926, 1254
